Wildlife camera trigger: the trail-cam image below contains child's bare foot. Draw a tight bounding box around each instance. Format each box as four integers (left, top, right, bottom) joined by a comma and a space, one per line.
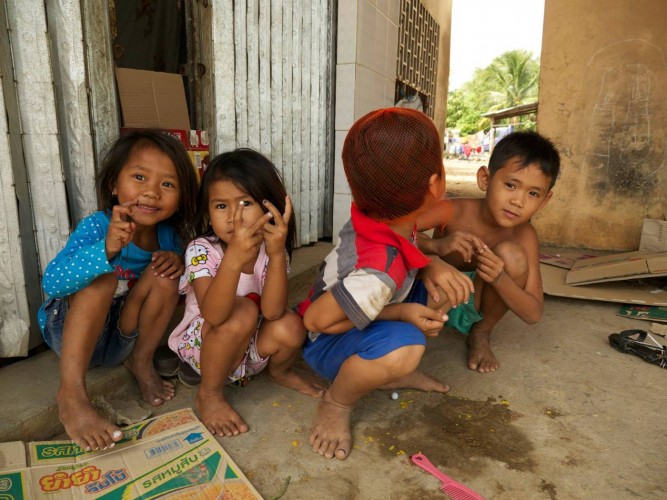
195, 391, 249, 437
380, 371, 449, 393
57, 388, 124, 451
268, 368, 326, 397
466, 330, 499, 373
309, 391, 352, 460
124, 355, 175, 406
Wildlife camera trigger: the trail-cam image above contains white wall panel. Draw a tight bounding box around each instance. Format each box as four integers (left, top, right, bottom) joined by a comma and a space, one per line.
0, 85, 30, 357
7, 1, 69, 271
47, 0, 97, 224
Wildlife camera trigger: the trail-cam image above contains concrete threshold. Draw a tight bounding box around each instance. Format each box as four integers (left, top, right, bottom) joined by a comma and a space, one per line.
0, 242, 331, 443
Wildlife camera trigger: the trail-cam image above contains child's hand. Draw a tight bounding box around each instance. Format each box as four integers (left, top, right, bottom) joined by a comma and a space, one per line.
400, 303, 447, 337
151, 250, 185, 279
225, 201, 271, 268
476, 247, 505, 285
106, 199, 137, 259
436, 231, 487, 262
421, 258, 474, 306
261, 196, 292, 258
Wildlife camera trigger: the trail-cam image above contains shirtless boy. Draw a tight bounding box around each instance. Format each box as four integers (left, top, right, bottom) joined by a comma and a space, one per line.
418, 131, 560, 373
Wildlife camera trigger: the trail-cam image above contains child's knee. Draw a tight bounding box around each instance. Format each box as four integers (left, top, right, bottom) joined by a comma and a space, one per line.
207, 298, 258, 340
493, 241, 528, 282
378, 344, 425, 377
265, 310, 306, 348
146, 272, 180, 295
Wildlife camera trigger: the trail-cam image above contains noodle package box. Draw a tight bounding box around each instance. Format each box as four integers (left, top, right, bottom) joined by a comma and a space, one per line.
0, 408, 262, 499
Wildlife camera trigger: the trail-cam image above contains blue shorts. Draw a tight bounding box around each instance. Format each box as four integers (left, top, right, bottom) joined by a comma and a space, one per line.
303, 281, 429, 381
41, 294, 139, 368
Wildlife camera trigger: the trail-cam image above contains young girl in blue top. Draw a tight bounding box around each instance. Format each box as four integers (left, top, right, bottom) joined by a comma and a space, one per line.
168, 149, 324, 437
38, 130, 198, 452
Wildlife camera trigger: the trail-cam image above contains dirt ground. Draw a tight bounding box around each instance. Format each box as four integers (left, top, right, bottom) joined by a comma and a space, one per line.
104, 268, 666, 500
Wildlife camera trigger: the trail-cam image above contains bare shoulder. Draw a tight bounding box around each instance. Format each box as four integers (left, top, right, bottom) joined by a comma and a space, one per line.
514, 222, 541, 254
449, 197, 481, 220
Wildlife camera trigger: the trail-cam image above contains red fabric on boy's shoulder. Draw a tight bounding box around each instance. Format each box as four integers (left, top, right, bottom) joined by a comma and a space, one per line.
349, 203, 430, 270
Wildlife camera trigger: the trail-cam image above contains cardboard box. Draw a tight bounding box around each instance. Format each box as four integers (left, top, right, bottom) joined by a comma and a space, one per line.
115, 67, 211, 179
115, 68, 190, 130
164, 129, 210, 179
564, 250, 667, 285
0, 408, 262, 499
541, 263, 667, 306
639, 219, 667, 252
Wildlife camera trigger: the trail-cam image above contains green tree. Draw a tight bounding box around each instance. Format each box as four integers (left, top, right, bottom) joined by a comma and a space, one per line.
446, 88, 480, 135
478, 49, 539, 111
447, 50, 540, 134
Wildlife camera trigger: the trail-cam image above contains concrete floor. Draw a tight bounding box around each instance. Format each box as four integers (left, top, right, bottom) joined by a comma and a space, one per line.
3, 237, 666, 499
107, 288, 666, 499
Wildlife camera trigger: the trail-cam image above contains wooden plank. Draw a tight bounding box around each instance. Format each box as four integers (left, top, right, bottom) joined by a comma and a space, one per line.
300, 0, 311, 245
0, 2, 31, 356
7, 0, 70, 271
308, 1, 320, 242
234, 0, 248, 147
47, 0, 97, 224
322, 0, 334, 238
258, 0, 271, 156
246, 0, 260, 150
281, 0, 294, 220
270, 1, 283, 177
193, 1, 214, 134
212, 0, 236, 151
82, 0, 120, 176
291, 0, 302, 244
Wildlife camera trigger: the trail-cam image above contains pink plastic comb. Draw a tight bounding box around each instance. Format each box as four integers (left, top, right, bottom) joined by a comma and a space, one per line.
411, 453, 485, 500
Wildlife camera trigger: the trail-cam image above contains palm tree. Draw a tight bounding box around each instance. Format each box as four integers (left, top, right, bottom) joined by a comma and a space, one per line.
478, 49, 540, 111
447, 50, 540, 134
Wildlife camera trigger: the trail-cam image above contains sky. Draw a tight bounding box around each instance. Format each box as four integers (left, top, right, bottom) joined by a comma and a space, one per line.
448, 0, 545, 91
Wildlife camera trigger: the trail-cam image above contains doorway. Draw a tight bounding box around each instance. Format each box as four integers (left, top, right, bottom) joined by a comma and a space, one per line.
445, 0, 545, 198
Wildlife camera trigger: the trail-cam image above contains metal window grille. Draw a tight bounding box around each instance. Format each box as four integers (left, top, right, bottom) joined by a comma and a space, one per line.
396, 0, 439, 117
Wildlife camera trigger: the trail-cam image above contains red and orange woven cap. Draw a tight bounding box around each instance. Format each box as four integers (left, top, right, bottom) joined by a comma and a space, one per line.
342, 107, 444, 221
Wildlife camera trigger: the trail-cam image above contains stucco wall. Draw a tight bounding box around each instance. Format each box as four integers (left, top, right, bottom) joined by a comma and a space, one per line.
534, 0, 667, 250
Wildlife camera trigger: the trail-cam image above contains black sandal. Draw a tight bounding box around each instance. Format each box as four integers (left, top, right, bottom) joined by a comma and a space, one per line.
153, 345, 180, 377
177, 361, 202, 388
608, 329, 667, 369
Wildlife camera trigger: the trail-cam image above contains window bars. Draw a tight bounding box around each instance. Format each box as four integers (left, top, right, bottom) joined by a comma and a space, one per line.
396, 0, 439, 118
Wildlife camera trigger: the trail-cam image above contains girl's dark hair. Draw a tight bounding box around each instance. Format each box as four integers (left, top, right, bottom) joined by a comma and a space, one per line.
488, 131, 561, 190
190, 148, 296, 257
95, 130, 199, 245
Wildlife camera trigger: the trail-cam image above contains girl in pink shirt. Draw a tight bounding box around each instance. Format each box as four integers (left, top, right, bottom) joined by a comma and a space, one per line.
169, 149, 324, 437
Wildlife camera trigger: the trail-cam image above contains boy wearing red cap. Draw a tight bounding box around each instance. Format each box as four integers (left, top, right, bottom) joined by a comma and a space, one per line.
418, 131, 560, 374
297, 108, 473, 460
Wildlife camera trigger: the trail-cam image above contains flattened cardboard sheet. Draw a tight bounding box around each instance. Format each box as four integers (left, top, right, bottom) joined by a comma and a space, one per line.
541, 264, 667, 306
565, 251, 667, 285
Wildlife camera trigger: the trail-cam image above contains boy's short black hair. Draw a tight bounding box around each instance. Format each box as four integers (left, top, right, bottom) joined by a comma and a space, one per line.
488, 131, 560, 190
